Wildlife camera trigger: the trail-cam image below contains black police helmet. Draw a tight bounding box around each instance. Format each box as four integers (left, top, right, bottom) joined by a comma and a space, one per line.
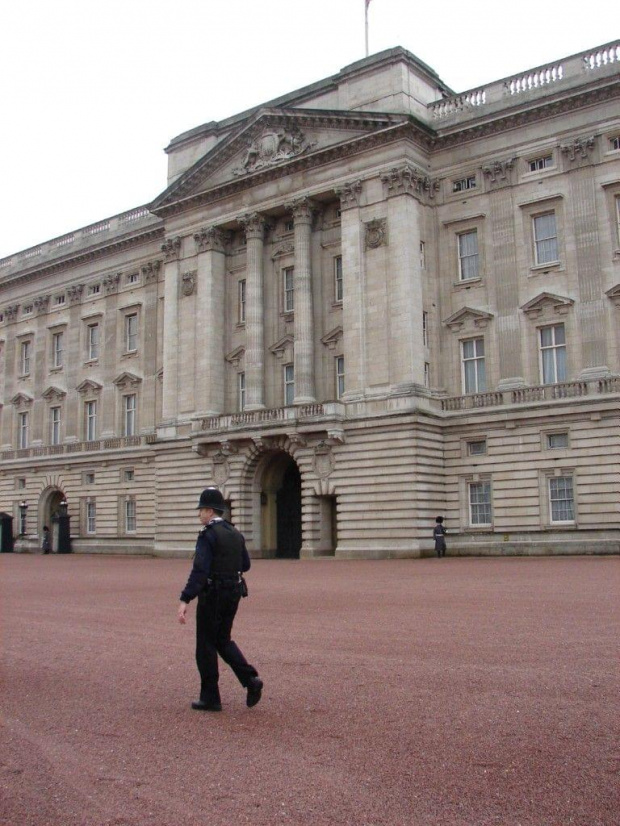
196, 487, 225, 512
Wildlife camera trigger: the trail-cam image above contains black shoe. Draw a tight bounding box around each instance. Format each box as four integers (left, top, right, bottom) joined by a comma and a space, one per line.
246, 678, 263, 708
191, 700, 222, 712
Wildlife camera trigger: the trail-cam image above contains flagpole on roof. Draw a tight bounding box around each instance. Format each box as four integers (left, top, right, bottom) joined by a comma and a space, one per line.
365, 0, 372, 57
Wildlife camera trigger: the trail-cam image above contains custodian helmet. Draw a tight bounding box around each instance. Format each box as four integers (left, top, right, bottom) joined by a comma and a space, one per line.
196, 487, 226, 512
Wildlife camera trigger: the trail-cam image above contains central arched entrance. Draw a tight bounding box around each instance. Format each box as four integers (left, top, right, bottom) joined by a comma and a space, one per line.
258, 452, 302, 559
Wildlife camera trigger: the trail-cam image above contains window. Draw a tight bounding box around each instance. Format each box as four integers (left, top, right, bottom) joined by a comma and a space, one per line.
468, 440, 487, 456
85, 400, 97, 441
424, 362, 430, 388
17, 478, 26, 489
335, 356, 345, 399
238, 372, 246, 411
334, 256, 343, 303
610, 136, 620, 151
529, 155, 553, 172
284, 219, 295, 232
19, 507, 27, 536
549, 476, 574, 522
238, 280, 246, 324
50, 407, 61, 445
125, 313, 138, 352
127, 272, 139, 284
23, 304, 33, 315
283, 267, 294, 313
86, 501, 96, 534
85, 472, 95, 485
125, 499, 136, 533
533, 213, 558, 265
54, 294, 66, 306
87, 323, 99, 360
284, 364, 295, 406
469, 481, 492, 526
547, 432, 568, 450
539, 324, 566, 384
615, 196, 620, 245
124, 469, 134, 482
422, 311, 429, 347
88, 284, 100, 296
453, 176, 476, 193
458, 230, 479, 280
20, 340, 31, 375
419, 241, 426, 269
123, 394, 136, 437
52, 331, 64, 368
18, 411, 29, 449
462, 338, 486, 394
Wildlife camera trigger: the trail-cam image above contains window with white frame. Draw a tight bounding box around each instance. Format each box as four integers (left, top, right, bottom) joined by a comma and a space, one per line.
539, 324, 566, 384
610, 136, 620, 151
528, 155, 553, 172
424, 362, 430, 388
615, 196, 620, 245
422, 311, 429, 347
86, 501, 96, 534
18, 411, 29, 449
50, 407, 61, 445
453, 175, 476, 193
533, 212, 559, 265
23, 304, 33, 316
283, 267, 294, 313
468, 440, 487, 456
469, 480, 492, 526
84, 472, 95, 485
88, 284, 101, 296
419, 241, 426, 269
461, 338, 486, 393
125, 313, 138, 352
238, 280, 246, 323
547, 432, 568, 450
54, 294, 66, 306
335, 356, 345, 399
87, 322, 100, 360
124, 469, 134, 482
549, 475, 574, 522
238, 372, 246, 411
127, 272, 139, 284
85, 400, 97, 441
52, 331, 64, 368
334, 256, 343, 302
20, 340, 31, 375
125, 498, 137, 533
284, 364, 295, 406
123, 394, 136, 437
458, 230, 479, 280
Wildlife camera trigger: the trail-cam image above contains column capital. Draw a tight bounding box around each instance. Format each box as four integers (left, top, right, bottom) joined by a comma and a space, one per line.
162, 236, 182, 261
335, 180, 363, 209
240, 212, 268, 239
285, 196, 318, 223
194, 226, 229, 254
34, 295, 50, 315
140, 260, 162, 283
381, 163, 439, 201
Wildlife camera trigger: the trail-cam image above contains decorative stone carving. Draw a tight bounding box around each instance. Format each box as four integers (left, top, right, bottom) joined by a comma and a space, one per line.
285, 197, 316, 223
269, 335, 294, 360
181, 271, 196, 297
141, 260, 161, 283
113, 371, 143, 390
272, 242, 295, 259
233, 127, 316, 176
288, 433, 307, 448
313, 440, 335, 478
239, 212, 268, 239
103, 273, 120, 294
219, 440, 238, 456
162, 236, 182, 261
321, 326, 343, 350
5, 305, 20, 322
364, 218, 388, 250
481, 157, 516, 188
42, 386, 67, 402
194, 227, 228, 254
605, 284, 620, 308
520, 292, 574, 319
225, 346, 245, 367
76, 379, 103, 395
560, 135, 596, 163
381, 164, 439, 201
212, 458, 229, 486
444, 307, 494, 332
335, 180, 363, 209
11, 392, 33, 409
34, 295, 50, 315
67, 284, 84, 305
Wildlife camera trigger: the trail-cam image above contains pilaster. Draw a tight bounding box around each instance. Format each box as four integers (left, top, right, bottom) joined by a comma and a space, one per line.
240, 213, 267, 410
287, 197, 317, 404
161, 237, 182, 425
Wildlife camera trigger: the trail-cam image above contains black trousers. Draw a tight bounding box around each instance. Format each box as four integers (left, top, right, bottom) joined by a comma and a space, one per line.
195, 586, 258, 704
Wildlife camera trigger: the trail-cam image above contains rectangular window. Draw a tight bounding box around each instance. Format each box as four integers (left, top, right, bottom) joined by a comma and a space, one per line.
424, 362, 430, 388
88, 284, 101, 296
549, 476, 574, 522
125, 313, 138, 352
469, 481, 492, 526
540, 324, 566, 384
127, 272, 139, 284
20, 340, 31, 375
547, 432, 568, 449
54, 294, 66, 306
86, 501, 96, 534
23, 304, 33, 315
87, 323, 99, 360
616, 196, 620, 245
50, 407, 61, 445
123, 394, 136, 437
284, 364, 295, 406
529, 155, 553, 172
462, 338, 486, 394
283, 267, 294, 313
52, 331, 64, 368
18, 411, 29, 449
453, 176, 476, 193
533, 212, 559, 265
334, 256, 343, 303
124, 469, 134, 482
85, 400, 97, 441
336, 356, 345, 399
610, 136, 620, 151
458, 230, 479, 280
125, 499, 136, 533
284, 219, 295, 232
419, 241, 426, 269
19, 508, 27, 536
238, 372, 246, 411
238, 280, 246, 323
85, 472, 95, 485
422, 311, 429, 347
468, 440, 487, 456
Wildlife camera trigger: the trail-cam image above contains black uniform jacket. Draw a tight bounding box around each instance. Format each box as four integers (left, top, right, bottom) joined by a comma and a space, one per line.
180, 519, 251, 603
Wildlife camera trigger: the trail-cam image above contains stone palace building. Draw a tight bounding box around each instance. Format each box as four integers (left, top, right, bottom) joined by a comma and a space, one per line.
1, 41, 619, 557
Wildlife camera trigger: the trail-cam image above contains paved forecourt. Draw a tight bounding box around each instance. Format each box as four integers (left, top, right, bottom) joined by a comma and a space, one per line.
1, 554, 618, 826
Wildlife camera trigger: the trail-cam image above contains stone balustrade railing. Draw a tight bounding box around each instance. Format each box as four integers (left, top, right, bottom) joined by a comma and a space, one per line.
1, 434, 152, 461
440, 378, 620, 411
429, 40, 620, 121
198, 402, 345, 432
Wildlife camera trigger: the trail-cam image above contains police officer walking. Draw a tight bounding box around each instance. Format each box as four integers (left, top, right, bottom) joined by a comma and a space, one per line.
177, 487, 263, 712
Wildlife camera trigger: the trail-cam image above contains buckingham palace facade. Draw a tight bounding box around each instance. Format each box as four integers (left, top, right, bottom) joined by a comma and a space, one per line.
1, 41, 620, 557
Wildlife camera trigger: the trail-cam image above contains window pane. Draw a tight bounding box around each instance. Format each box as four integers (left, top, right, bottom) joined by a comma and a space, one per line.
550, 476, 574, 521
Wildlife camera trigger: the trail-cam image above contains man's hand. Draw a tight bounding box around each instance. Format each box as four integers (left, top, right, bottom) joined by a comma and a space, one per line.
178, 601, 188, 624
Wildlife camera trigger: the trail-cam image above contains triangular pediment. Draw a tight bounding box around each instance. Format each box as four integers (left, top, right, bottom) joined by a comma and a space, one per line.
443, 307, 494, 331
605, 284, 620, 306
321, 326, 343, 349
11, 392, 33, 407
151, 108, 407, 213
225, 346, 245, 366
113, 371, 142, 388
42, 386, 66, 401
76, 379, 103, 394
520, 292, 574, 317
269, 334, 294, 359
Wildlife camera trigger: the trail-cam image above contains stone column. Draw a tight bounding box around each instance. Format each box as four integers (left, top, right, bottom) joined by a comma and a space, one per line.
287, 197, 317, 404
100, 274, 119, 437
194, 227, 228, 415
161, 237, 182, 425
240, 213, 267, 410
140, 259, 161, 431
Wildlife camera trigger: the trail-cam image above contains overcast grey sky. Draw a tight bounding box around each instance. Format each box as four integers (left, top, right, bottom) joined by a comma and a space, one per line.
1, 0, 617, 259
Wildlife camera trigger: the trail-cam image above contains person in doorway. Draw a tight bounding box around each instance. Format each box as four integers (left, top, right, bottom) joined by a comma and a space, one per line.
41, 526, 51, 554
433, 516, 447, 558
177, 487, 263, 712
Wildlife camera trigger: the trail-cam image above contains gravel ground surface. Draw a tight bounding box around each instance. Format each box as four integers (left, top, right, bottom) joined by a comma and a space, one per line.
1, 553, 618, 826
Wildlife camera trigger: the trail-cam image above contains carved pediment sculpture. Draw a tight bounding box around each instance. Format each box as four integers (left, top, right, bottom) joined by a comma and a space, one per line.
520, 292, 574, 318
233, 126, 316, 176
444, 307, 494, 331
181, 270, 196, 297
365, 218, 388, 250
